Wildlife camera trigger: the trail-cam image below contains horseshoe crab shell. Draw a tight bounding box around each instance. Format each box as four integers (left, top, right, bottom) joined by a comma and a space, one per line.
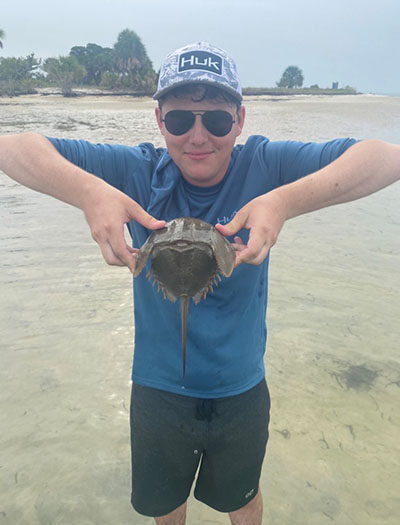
133, 218, 236, 376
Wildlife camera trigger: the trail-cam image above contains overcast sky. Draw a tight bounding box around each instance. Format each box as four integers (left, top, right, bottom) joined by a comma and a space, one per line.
1, 0, 399, 94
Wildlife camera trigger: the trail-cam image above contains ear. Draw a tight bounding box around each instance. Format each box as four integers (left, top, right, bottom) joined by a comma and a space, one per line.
155, 107, 165, 135
236, 106, 246, 136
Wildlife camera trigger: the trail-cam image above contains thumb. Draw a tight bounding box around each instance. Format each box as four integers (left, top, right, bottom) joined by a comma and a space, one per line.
215, 210, 248, 237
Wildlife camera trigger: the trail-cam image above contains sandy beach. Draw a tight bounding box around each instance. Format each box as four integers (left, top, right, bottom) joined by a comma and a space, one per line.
0, 94, 399, 524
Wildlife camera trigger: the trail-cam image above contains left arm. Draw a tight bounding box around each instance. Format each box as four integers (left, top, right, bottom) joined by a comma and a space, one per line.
216, 139, 400, 265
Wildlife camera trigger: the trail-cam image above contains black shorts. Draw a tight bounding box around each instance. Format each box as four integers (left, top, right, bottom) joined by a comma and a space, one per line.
130, 379, 270, 517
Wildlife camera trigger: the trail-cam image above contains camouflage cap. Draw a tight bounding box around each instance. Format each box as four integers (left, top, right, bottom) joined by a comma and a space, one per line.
153, 42, 242, 103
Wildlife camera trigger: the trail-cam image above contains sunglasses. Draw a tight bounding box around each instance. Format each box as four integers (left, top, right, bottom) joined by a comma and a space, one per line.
161, 110, 236, 137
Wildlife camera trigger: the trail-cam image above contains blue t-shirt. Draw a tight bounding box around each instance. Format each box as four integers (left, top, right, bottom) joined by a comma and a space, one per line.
48, 135, 356, 398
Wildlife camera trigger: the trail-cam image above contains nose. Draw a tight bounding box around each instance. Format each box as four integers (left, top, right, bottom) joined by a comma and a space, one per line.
190, 114, 208, 144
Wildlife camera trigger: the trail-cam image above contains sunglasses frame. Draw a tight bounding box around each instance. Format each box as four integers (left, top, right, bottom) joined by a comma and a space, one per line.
161, 109, 236, 137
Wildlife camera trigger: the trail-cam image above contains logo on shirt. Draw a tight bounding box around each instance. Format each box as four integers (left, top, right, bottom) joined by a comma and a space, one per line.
216, 209, 237, 225
178, 51, 223, 75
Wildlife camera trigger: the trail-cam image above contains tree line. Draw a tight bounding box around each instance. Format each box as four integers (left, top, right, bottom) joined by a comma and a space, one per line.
0, 29, 157, 97
0, 29, 356, 97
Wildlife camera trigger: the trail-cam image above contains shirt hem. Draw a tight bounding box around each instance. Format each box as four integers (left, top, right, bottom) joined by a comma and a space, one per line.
131, 371, 266, 399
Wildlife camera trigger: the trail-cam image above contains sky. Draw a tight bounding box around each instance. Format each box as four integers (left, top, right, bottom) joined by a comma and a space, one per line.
1, 0, 400, 95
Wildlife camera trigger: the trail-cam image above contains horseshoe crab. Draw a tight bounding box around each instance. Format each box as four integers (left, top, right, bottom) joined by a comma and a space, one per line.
133, 218, 236, 377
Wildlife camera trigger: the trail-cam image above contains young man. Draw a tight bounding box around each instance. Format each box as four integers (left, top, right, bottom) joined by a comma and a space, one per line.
0, 42, 399, 524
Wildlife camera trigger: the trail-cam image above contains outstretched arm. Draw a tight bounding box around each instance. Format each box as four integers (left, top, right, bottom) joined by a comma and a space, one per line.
216, 139, 400, 266
0, 133, 165, 272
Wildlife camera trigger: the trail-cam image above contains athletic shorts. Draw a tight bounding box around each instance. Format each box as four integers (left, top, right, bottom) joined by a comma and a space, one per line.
130, 379, 270, 517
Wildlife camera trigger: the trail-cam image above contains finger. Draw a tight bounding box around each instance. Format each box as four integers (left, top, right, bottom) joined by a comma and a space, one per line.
231, 237, 246, 252
235, 226, 272, 266
235, 243, 270, 266
102, 225, 139, 272
232, 245, 245, 254
242, 227, 267, 261
111, 243, 138, 273
98, 240, 127, 267
232, 244, 246, 252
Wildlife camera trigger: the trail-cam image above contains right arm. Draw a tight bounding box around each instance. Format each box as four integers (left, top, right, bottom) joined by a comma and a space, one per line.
0, 133, 165, 272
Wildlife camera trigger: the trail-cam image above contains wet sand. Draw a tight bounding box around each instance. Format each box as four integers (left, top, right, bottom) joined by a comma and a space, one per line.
0, 94, 399, 524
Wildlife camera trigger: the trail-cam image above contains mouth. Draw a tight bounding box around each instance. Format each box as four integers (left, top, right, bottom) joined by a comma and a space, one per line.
185, 151, 213, 161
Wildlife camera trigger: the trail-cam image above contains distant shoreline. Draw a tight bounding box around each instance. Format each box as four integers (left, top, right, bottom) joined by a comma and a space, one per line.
1, 86, 362, 99
242, 87, 359, 96
3, 87, 398, 101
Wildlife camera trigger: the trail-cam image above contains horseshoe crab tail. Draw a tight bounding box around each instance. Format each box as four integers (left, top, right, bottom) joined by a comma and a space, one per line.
180, 295, 189, 378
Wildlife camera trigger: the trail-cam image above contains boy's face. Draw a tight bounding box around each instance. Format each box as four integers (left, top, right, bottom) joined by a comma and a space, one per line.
155, 96, 245, 187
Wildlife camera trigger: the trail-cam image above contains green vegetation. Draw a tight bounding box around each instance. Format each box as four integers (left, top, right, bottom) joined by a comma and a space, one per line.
277, 65, 304, 89
0, 28, 157, 97
111, 29, 157, 91
43, 56, 86, 97
243, 86, 358, 96
0, 54, 41, 96
264, 64, 357, 95
0, 32, 358, 98
70, 43, 114, 86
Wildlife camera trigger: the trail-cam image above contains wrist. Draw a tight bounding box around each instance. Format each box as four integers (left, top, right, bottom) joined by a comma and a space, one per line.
76, 171, 108, 212
266, 186, 292, 222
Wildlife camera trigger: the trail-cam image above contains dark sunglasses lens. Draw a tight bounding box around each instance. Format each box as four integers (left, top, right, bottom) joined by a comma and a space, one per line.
203, 111, 234, 137
164, 110, 194, 135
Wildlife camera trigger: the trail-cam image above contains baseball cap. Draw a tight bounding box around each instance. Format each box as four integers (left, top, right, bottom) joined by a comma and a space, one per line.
153, 42, 242, 103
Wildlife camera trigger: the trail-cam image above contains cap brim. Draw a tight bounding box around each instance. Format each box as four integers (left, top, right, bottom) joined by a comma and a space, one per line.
153, 79, 242, 103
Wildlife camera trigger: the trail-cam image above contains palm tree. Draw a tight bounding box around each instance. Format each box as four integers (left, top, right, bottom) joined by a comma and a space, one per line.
113, 29, 157, 90
277, 65, 304, 89
0, 29, 5, 49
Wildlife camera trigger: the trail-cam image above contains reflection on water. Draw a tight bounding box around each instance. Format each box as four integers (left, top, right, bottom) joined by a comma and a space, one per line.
0, 94, 399, 524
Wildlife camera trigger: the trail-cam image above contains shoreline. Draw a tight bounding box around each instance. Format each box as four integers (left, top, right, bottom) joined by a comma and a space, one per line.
0, 90, 393, 109
0, 86, 370, 100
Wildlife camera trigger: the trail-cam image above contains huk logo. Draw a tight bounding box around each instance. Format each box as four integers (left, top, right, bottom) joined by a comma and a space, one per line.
178, 51, 223, 75
245, 488, 255, 499
217, 209, 238, 225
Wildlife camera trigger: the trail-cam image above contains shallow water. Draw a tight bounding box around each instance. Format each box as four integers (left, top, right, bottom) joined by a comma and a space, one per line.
0, 94, 399, 524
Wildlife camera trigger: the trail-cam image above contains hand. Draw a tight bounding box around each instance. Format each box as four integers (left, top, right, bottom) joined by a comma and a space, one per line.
215, 191, 288, 266
82, 180, 165, 273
